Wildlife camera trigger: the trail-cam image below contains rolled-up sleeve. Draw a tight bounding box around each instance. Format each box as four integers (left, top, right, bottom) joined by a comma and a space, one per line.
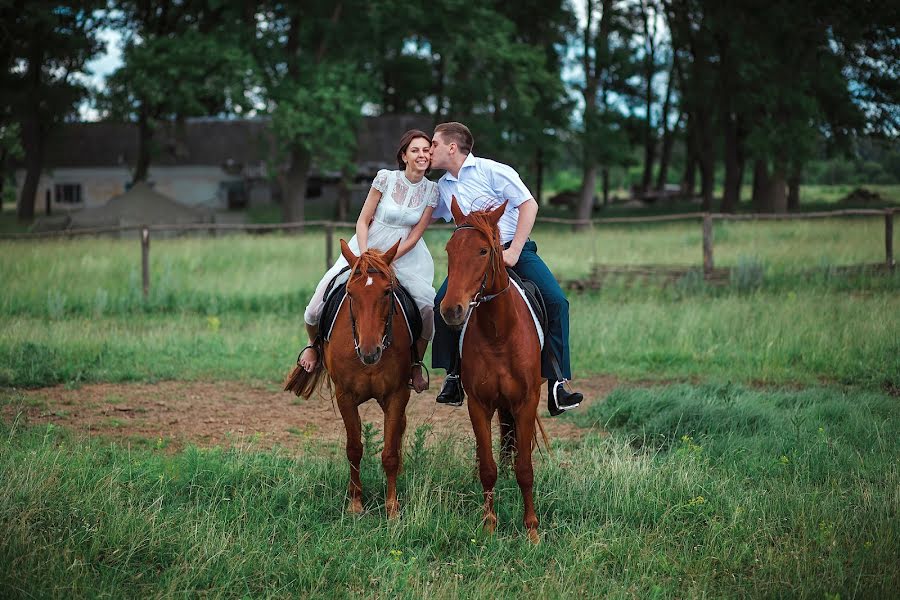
487, 161, 532, 207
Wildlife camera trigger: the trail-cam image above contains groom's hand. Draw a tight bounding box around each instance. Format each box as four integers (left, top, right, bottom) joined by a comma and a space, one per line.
502, 247, 521, 267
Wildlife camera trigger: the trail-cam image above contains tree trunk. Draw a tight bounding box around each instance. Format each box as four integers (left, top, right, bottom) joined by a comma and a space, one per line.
134, 105, 153, 183
576, 162, 597, 230
787, 167, 801, 211
18, 109, 42, 221
655, 63, 678, 191
770, 163, 787, 213
534, 147, 544, 206
751, 159, 769, 212
282, 146, 311, 223
681, 113, 697, 198
720, 112, 740, 213
601, 166, 610, 206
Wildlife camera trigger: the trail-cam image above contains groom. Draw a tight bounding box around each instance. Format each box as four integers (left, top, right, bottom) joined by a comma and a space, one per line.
428, 121, 582, 416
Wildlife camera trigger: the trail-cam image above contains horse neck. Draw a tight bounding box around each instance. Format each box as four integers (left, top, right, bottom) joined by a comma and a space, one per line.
470, 251, 521, 338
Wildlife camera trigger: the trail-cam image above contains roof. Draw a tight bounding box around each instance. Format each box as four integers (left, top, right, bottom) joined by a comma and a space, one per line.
39, 115, 435, 175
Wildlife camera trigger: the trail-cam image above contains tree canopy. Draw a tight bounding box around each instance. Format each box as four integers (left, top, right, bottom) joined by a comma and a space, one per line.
3, 0, 898, 220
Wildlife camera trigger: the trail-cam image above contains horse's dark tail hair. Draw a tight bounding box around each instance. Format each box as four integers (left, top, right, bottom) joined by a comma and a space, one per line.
533, 415, 551, 455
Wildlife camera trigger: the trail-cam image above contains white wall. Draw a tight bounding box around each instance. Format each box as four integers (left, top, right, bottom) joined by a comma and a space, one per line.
14, 165, 244, 214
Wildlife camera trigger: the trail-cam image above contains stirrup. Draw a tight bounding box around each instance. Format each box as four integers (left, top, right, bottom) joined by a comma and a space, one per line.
296, 344, 316, 365
409, 361, 430, 391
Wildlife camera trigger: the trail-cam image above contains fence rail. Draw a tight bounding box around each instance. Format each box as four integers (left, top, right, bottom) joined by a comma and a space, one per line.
2, 208, 895, 298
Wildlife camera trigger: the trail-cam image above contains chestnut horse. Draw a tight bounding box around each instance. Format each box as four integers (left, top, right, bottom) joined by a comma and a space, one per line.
290, 239, 412, 517
439, 197, 547, 543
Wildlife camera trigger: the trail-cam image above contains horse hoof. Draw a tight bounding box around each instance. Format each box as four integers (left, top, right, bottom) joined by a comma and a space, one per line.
347, 499, 363, 514
386, 501, 400, 519
527, 529, 540, 545
482, 516, 497, 534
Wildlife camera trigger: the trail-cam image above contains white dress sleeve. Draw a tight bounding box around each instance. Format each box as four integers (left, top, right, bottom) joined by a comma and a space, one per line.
372, 169, 391, 193
426, 182, 440, 208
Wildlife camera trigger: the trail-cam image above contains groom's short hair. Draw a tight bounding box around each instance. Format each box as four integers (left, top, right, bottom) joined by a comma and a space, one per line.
435, 122, 474, 155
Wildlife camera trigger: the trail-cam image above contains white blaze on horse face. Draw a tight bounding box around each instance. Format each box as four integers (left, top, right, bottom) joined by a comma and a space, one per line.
365, 276, 373, 287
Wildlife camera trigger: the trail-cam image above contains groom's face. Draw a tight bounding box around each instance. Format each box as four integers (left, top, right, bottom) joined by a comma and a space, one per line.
430, 133, 452, 170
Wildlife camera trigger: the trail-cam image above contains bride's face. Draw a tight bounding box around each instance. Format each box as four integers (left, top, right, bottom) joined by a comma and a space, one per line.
403, 137, 432, 173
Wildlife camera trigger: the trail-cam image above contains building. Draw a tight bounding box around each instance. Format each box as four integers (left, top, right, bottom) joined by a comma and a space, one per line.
14, 114, 434, 216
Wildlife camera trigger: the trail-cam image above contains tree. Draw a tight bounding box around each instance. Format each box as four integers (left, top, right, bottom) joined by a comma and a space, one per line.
575, 0, 639, 227
250, 1, 372, 224
1, 1, 104, 220
102, 1, 253, 183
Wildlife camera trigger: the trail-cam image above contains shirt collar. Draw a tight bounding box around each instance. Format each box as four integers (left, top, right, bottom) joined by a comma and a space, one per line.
444, 153, 477, 182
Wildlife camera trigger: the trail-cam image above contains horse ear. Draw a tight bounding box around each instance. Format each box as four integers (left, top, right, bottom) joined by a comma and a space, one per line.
487, 199, 508, 226
450, 195, 466, 225
340, 239, 358, 265
382, 238, 401, 265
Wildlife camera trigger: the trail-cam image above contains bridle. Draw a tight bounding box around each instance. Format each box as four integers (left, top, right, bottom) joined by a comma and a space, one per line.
347, 266, 396, 362
452, 224, 511, 323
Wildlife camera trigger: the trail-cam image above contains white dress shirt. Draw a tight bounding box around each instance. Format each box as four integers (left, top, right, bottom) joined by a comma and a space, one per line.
433, 153, 533, 244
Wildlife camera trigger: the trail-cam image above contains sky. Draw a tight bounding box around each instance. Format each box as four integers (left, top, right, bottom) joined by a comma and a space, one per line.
78, 28, 123, 120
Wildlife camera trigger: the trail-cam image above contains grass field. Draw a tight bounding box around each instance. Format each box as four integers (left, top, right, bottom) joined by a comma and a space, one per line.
2, 213, 899, 597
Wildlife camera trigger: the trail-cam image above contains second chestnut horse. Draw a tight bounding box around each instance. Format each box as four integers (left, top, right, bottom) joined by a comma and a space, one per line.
439, 197, 547, 543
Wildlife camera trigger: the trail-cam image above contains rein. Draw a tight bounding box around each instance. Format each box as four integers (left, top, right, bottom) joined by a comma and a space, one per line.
452, 224, 511, 322
348, 266, 396, 361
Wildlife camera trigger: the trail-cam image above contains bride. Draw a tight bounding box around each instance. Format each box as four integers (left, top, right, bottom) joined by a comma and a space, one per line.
298, 130, 438, 392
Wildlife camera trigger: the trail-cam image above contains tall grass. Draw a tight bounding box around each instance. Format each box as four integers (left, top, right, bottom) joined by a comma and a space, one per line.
1, 284, 897, 389
2, 217, 897, 317
2, 382, 897, 597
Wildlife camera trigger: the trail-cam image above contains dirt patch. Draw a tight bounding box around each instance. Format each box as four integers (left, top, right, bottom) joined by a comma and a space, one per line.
2, 376, 620, 453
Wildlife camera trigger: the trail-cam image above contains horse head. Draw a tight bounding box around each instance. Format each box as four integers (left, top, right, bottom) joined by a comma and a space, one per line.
440, 195, 508, 329
340, 238, 401, 365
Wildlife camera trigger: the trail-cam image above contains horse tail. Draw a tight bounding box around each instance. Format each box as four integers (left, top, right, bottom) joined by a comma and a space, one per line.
533, 415, 551, 455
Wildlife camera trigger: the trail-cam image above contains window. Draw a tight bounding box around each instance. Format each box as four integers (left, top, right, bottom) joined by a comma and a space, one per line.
54, 184, 83, 204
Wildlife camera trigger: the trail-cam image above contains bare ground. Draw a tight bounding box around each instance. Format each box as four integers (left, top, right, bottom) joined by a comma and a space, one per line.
2, 376, 620, 453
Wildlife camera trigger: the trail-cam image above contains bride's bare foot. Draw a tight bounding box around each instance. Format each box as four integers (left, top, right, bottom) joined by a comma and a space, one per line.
411, 364, 428, 393
299, 346, 318, 372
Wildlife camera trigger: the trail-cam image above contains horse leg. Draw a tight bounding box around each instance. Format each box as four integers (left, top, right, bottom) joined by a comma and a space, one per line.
468, 399, 498, 533
381, 393, 408, 519
498, 408, 517, 467
337, 395, 364, 514
514, 401, 540, 544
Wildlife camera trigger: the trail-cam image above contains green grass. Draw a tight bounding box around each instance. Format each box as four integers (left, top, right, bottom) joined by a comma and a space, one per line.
2, 216, 897, 316
2, 382, 897, 597
2, 208, 899, 596
1, 287, 897, 389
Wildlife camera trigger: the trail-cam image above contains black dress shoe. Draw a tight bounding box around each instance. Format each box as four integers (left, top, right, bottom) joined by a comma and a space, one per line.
436, 375, 465, 406
548, 380, 582, 416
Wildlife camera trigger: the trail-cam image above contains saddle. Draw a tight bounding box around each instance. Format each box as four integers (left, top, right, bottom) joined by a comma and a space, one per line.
319, 267, 423, 347
507, 268, 549, 340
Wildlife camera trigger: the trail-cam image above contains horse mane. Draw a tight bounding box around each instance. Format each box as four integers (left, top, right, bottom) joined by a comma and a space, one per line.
348, 249, 397, 286
461, 209, 502, 248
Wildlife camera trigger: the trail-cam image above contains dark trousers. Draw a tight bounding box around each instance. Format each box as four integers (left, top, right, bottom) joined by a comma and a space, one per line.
432, 239, 572, 380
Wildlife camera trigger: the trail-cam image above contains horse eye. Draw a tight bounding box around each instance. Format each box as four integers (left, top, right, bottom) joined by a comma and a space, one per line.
479, 248, 488, 256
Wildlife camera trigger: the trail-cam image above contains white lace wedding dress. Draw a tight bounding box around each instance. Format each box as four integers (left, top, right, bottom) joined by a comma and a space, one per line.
304, 169, 439, 340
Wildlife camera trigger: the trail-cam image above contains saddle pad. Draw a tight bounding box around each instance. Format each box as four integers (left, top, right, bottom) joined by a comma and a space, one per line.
459, 275, 545, 357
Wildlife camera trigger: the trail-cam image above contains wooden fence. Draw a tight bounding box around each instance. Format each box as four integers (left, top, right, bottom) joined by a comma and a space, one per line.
1, 208, 895, 299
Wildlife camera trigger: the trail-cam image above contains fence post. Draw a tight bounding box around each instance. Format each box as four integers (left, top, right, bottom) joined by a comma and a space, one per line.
325, 223, 334, 269
702, 213, 714, 278
887, 209, 895, 271
141, 227, 150, 300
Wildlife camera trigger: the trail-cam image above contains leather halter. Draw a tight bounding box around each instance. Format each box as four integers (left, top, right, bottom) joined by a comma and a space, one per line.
451, 224, 511, 322
347, 266, 396, 362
